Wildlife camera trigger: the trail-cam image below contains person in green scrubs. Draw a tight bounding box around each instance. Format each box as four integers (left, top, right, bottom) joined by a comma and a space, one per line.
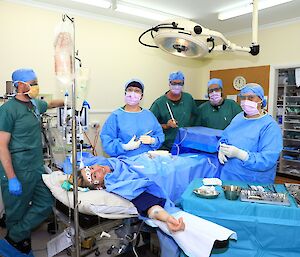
0, 69, 64, 256
194, 78, 242, 130
150, 71, 198, 150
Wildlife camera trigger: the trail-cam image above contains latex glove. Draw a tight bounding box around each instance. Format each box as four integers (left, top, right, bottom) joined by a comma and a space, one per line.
220, 143, 249, 161
167, 119, 178, 128
218, 151, 228, 164
140, 135, 155, 145
122, 135, 141, 151
8, 177, 22, 196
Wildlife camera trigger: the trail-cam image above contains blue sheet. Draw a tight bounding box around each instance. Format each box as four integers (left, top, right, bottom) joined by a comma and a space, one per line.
63, 153, 221, 203
181, 179, 300, 257
171, 126, 223, 154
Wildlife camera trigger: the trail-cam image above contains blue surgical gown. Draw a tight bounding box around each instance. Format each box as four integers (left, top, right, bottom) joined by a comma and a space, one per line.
219, 112, 283, 183
100, 108, 165, 157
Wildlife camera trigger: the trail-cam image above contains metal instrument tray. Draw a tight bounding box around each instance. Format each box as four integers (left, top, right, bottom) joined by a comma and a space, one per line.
240, 190, 290, 206
284, 183, 300, 207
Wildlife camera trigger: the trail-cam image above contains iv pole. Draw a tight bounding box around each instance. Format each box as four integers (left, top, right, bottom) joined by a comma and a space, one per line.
62, 14, 80, 257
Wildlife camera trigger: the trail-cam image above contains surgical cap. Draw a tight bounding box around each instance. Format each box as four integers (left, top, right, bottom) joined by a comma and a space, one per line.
239, 83, 267, 107
169, 71, 185, 82
12, 69, 37, 87
208, 78, 223, 89
124, 79, 144, 93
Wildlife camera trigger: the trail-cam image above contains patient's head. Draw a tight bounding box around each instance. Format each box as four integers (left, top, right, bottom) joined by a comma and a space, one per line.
69, 164, 112, 190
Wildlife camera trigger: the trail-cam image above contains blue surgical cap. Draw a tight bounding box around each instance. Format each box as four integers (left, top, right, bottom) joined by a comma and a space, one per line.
124, 79, 144, 93
239, 83, 267, 107
208, 78, 223, 89
12, 69, 37, 87
169, 71, 184, 82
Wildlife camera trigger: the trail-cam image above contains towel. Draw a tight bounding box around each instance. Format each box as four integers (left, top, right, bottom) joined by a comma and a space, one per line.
152, 211, 237, 257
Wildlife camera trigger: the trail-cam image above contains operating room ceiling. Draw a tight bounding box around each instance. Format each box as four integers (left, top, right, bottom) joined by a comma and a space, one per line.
16, 0, 300, 34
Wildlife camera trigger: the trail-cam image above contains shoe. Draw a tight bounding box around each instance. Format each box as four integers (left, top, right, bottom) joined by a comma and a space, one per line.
0, 239, 29, 257
5, 234, 31, 254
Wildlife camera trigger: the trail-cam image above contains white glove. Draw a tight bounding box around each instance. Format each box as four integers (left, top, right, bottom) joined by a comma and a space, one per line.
140, 135, 155, 145
122, 135, 141, 151
219, 143, 249, 161
218, 151, 228, 164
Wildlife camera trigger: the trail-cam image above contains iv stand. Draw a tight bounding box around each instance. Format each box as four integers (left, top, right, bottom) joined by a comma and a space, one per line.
62, 13, 80, 257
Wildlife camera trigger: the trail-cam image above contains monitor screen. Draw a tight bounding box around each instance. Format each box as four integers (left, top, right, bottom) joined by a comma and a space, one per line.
57, 106, 88, 130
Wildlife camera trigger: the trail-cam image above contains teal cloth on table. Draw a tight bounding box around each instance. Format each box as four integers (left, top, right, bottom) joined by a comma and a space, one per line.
180, 179, 300, 257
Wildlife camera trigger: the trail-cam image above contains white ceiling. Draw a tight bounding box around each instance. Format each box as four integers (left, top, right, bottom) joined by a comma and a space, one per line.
19, 0, 300, 34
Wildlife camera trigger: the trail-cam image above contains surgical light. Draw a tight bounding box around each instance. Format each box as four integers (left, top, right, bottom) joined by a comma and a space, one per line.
218, 0, 293, 21
139, 0, 260, 58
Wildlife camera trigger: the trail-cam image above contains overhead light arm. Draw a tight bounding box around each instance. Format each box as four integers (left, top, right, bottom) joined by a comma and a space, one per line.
139, 0, 259, 58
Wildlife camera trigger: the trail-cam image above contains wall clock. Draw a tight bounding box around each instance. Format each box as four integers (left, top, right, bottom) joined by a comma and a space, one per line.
233, 76, 246, 90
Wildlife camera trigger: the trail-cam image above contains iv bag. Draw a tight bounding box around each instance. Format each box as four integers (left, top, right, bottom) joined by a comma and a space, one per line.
75, 67, 90, 112
54, 22, 74, 86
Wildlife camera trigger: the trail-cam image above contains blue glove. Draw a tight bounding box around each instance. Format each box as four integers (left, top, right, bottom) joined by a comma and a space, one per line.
8, 177, 22, 196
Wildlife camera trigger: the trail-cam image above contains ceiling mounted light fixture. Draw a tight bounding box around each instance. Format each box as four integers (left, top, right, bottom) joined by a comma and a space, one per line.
115, 1, 176, 21
218, 0, 293, 21
70, 0, 111, 9
139, 0, 260, 58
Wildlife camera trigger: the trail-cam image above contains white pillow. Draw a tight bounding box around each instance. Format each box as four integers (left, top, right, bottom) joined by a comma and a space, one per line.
42, 171, 138, 219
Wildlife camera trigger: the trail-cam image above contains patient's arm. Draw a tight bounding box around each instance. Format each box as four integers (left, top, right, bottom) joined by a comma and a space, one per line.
147, 205, 185, 233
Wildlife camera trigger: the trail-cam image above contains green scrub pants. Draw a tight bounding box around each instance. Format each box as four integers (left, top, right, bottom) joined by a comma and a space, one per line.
0, 166, 54, 242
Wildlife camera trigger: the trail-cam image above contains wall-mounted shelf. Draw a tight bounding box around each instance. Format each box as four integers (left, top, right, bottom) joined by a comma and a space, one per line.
276, 68, 300, 181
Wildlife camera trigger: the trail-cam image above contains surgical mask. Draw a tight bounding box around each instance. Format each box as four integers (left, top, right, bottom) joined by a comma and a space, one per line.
170, 85, 183, 95
241, 100, 260, 116
26, 85, 39, 99
209, 91, 222, 105
124, 91, 141, 106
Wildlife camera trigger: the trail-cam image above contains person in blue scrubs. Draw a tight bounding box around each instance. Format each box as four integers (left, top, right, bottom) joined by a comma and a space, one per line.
218, 83, 283, 183
100, 79, 164, 157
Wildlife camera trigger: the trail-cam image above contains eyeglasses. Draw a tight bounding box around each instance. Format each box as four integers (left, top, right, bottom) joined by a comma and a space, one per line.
30, 82, 38, 86
126, 88, 142, 94
170, 81, 184, 86
239, 95, 257, 101
208, 87, 221, 94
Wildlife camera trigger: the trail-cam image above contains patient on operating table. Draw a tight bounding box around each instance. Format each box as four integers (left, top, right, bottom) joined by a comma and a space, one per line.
69, 164, 185, 233
63, 157, 237, 257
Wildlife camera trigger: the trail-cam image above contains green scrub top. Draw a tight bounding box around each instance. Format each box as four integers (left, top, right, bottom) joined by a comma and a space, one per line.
0, 98, 48, 177
150, 92, 198, 150
194, 99, 242, 130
